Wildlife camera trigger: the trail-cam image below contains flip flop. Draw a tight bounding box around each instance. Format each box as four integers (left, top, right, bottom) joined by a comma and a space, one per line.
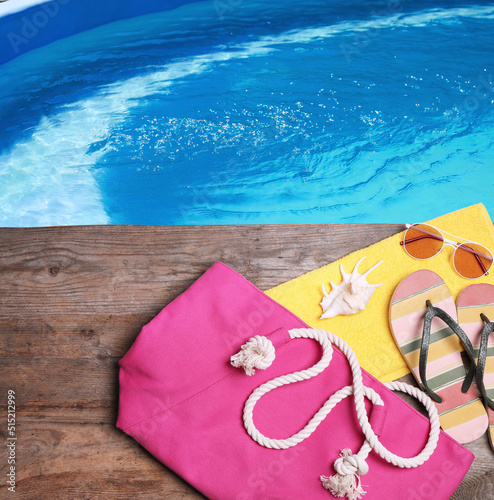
457, 283, 494, 451
389, 270, 488, 443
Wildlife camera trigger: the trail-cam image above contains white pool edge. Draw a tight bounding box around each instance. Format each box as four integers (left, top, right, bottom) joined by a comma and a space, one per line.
0, 0, 50, 17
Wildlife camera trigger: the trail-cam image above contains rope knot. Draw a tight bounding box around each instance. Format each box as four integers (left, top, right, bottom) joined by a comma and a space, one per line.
230, 335, 275, 376
321, 448, 368, 499
334, 448, 369, 476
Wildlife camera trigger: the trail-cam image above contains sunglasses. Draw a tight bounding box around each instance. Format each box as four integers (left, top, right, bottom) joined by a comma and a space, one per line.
400, 223, 493, 279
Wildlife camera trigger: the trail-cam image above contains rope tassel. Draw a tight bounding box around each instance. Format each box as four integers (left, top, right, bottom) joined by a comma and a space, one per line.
321, 448, 369, 499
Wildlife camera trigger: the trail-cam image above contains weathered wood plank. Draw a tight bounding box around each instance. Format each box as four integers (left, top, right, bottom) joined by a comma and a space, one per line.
0, 358, 118, 423
0, 224, 400, 315
0, 423, 205, 499
1, 224, 493, 499
0, 314, 150, 359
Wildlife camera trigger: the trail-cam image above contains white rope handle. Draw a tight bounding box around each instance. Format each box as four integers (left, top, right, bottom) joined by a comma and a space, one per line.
231, 328, 441, 499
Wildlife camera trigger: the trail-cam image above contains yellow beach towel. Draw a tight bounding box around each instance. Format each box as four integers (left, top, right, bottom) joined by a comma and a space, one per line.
265, 203, 494, 382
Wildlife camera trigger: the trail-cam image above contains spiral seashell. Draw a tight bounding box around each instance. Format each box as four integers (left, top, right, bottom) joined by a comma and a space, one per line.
320, 257, 383, 320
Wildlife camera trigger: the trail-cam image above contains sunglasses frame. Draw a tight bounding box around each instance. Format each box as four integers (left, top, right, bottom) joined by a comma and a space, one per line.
401, 223, 493, 279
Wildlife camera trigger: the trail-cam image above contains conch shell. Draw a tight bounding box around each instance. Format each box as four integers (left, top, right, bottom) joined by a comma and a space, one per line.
320, 257, 383, 319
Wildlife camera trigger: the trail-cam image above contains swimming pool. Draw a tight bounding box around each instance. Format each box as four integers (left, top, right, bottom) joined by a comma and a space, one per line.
0, 0, 493, 226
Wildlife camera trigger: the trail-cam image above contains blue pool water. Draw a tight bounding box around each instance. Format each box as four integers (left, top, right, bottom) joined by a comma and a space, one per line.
0, 0, 493, 226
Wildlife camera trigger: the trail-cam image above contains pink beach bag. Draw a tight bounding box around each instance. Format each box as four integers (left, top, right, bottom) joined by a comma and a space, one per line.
117, 262, 473, 499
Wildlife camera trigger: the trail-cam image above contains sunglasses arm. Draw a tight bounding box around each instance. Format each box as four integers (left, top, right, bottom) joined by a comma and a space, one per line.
400, 233, 443, 246
462, 245, 489, 275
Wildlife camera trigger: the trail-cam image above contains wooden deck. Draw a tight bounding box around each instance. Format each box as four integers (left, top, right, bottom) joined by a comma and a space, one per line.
0, 224, 492, 499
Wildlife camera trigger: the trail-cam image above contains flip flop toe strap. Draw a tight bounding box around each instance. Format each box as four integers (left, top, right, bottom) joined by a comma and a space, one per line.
477, 315, 494, 412
419, 301, 476, 403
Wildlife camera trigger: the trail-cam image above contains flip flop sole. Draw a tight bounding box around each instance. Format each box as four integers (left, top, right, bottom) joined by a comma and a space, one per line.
390, 270, 488, 443
457, 283, 494, 451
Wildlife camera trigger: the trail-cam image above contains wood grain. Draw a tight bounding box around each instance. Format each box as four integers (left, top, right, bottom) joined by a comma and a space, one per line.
0, 224, 492, 499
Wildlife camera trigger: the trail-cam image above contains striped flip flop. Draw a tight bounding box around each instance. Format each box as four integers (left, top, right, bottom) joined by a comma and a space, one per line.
389, 270, 488, 443
457, 284, 494, 451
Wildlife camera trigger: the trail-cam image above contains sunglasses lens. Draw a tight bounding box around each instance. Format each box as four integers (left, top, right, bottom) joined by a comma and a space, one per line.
403, 224, 443, 259
454, 242, 493, 279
